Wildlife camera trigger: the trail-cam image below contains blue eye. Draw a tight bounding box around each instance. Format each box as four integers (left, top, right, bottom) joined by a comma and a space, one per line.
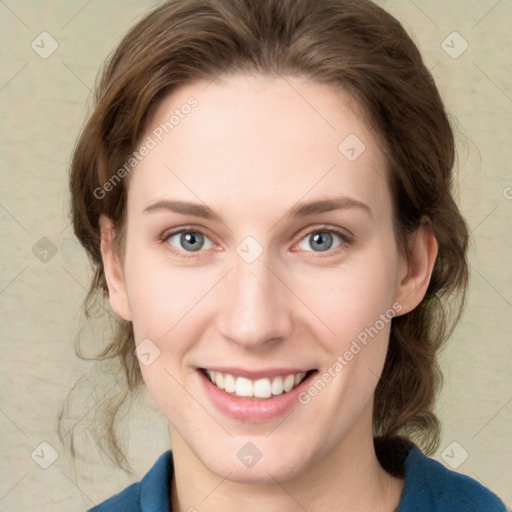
296, 229, 347, 253
162, 225, 350, 258
166, 230, 214, 252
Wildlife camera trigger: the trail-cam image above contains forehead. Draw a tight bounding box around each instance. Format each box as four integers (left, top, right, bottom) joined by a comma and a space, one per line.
126, 73, 390, 222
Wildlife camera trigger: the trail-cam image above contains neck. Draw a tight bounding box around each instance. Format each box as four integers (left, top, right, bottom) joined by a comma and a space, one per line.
169, 405, 404, 512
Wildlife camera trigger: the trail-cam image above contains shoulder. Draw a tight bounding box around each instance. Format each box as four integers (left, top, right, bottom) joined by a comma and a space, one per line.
86, 451, 173, 512
87, 481, 141, 512
398, 442, 508, 512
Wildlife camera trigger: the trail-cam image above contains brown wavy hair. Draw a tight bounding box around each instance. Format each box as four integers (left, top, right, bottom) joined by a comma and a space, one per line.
62, 0, 469, 473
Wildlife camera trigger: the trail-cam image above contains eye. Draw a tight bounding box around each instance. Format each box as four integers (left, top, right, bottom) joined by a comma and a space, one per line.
162, 225, 351, 258
165, 229, 214, 254
295, 227, 350, 253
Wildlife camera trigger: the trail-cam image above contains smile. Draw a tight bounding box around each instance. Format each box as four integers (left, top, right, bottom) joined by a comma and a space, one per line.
199, 367, 317, 422
204, 369, 309, 399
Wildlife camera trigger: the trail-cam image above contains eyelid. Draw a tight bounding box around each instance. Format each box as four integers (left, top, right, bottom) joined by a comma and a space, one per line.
161, 225, 218, 258
291, 224, 353, 255
160, 223, 353, 258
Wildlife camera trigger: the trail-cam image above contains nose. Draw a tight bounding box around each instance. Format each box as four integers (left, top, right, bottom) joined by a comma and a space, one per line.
217, 251, 293, 350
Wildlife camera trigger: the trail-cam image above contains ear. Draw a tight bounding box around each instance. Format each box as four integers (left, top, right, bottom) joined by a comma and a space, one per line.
394, 216, 438, 316
99, 214, 132, 321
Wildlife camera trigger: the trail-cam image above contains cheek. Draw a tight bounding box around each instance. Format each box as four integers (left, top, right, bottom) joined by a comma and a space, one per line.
124, 252, 215, 341
295, 251, 399, 349
123, 230, 400, 356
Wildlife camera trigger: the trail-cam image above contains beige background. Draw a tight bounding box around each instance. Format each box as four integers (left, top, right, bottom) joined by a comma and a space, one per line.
0, 0, 511, 510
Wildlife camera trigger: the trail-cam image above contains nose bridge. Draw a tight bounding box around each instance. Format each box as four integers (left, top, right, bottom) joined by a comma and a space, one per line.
218, 249, 292, 348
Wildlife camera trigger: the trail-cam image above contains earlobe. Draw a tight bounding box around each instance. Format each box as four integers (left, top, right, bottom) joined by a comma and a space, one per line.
395, 216, 438, 316
99, 214, 132, 321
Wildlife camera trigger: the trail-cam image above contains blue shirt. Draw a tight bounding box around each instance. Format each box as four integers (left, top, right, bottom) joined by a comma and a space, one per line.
87, 440, 508, 511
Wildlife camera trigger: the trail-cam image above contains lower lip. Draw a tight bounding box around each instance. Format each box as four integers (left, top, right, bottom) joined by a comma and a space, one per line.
199, 369, 316, 423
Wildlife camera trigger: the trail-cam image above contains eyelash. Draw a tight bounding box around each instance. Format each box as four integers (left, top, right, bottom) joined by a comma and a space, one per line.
160, 224, 353, 260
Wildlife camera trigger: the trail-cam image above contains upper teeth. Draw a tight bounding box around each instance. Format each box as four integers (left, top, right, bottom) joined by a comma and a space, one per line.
205, 370, 307, 398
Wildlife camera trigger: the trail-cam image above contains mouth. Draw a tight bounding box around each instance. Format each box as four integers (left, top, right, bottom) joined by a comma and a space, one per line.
198, 366, 318, 422
201, 368, 315, 400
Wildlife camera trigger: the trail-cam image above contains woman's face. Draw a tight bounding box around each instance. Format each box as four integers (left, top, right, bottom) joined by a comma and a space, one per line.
101, 73, 430, 483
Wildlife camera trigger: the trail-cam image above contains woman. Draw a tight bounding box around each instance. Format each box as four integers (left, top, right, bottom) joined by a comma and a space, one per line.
66, 0, 508, 510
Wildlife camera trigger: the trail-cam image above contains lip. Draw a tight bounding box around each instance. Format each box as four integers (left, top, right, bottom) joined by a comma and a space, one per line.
198, 367, 317, 423
204, 366, 311, 380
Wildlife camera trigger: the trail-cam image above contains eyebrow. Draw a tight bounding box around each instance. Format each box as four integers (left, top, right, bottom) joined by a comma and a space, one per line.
143, 195, 372, 220
287, 196, 372, 219
143, 199, 217, 219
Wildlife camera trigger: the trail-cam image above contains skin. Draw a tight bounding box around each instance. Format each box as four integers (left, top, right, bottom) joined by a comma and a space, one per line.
100, 73, 437, 512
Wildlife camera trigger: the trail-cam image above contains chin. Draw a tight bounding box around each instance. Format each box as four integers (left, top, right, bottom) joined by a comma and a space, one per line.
210, 454, 309, 484
194, 434, 319, 484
